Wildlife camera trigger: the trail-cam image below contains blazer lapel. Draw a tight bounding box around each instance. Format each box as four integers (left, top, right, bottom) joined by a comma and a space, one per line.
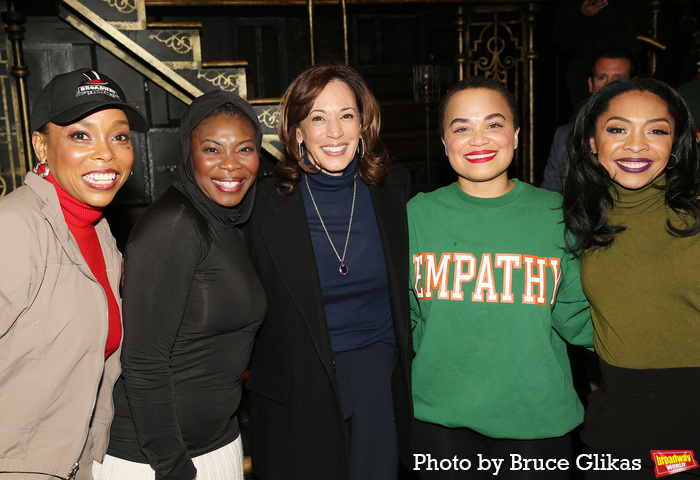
370, 180, 411, 357
370, 182, 408, 288
258, 187, 336, 366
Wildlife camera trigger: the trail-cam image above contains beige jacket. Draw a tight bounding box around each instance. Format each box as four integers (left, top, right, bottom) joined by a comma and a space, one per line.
0, 174, 122, 480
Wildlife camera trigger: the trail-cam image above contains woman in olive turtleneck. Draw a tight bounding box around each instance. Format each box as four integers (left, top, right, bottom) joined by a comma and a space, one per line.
563, 78, 700, 479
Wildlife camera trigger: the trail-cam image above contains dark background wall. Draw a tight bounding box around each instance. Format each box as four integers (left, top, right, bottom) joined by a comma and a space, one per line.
16, 0, 700, 193
5, 2, 699, 476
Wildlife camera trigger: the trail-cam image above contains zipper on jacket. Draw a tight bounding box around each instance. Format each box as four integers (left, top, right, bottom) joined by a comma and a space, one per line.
68, 279, 110, 480
65, 462, 79, 479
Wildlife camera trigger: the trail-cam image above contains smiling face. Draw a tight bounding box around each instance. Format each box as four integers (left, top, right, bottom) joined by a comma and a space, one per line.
190, 113, 259, 207
442, 88, 519, 197
295, 79, 362, 176
32, 108, 134, 207
589, 90, 674, 190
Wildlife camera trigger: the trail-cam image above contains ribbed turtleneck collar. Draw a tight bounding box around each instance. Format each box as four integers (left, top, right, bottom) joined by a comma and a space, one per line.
610, 173, 667, 213
45, 173, 103, 227
304, 155, 359, 192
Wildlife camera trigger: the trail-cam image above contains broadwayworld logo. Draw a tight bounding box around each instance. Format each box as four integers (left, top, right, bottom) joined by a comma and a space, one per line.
651, 450, 698, 477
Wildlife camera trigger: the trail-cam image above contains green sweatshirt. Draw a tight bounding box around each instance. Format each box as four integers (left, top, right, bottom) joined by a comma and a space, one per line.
581, 174, 700, 369
408, 180, 593, 439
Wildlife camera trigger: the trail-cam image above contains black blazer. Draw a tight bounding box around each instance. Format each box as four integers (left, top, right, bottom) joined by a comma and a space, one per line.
245, 167, 414, 480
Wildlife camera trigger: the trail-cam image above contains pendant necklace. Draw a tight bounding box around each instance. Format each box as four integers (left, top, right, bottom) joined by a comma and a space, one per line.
305, 172, 357, 276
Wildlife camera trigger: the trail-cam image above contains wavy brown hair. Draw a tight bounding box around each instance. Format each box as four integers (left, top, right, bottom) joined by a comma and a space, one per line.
275, 63, 390, 195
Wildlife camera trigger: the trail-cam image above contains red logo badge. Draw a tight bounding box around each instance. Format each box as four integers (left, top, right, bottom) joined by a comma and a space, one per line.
82, 71, 107, 85
651, 450, 698, 477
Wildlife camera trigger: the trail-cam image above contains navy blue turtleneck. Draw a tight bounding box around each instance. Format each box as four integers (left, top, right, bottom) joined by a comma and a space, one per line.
300, 157, 396, 355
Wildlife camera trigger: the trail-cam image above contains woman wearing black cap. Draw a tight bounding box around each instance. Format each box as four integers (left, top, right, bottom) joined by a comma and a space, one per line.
94, 90, 266, 480
0, 68, 148, 480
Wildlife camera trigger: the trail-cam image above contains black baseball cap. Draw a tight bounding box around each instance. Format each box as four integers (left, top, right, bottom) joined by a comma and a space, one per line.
30, 68, 149, 133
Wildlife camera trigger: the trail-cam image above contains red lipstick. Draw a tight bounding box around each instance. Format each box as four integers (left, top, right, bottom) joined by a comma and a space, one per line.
464, 150, 498, 163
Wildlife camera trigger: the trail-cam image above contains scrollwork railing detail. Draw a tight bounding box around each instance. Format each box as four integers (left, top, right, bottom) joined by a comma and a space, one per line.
148, 31, 194, 55
257, 106, 280, 130
197, 70, 241, 92
468, 19, 522, 84
103, 0, 136, 14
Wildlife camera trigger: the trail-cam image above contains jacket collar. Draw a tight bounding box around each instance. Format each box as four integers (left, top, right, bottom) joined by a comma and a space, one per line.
24, 173, 116, 270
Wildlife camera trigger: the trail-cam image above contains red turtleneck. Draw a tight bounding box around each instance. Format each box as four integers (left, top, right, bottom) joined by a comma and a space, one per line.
46, 174, 121, 358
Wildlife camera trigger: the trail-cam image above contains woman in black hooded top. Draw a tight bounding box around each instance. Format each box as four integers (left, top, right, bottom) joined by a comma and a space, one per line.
97, 90, 266, 480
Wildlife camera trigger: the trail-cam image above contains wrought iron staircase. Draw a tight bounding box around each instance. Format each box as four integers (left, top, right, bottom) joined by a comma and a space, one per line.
55, 0, 282, 203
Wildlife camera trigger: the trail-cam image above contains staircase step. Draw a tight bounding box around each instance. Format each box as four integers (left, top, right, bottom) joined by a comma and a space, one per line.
147, 21, 203, 29
60, 0, 203, 104
202, 60, 248, 68
251, 100, 284, 162
73, 0, 146, 30
250, 100, 280, 135
180, 67, 248, 98
124, 28, 201, 69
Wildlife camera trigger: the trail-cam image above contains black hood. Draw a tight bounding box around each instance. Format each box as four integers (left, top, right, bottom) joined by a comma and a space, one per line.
174, 89, 262, 227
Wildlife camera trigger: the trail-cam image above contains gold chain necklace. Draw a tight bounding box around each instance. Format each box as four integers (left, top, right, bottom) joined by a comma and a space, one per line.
304, 172, 357, 276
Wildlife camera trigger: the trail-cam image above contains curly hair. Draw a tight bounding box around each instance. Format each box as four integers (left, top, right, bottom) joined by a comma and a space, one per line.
275, 63, 390, 195
563, 77, 700, 256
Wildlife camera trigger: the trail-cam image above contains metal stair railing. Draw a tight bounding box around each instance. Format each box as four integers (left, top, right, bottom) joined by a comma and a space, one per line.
59, 0, 285, 161
59, 0, 204, 105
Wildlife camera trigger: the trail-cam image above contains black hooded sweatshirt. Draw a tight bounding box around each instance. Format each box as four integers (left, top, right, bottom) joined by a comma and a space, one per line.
107, 90, 267, 480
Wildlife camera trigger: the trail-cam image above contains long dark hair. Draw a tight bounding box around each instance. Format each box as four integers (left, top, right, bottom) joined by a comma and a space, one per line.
275, 63, 390, 196
563, 77, 700, 255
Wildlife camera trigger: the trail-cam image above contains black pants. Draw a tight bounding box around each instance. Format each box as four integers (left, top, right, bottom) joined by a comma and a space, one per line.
335, 345, 399, 480
413, 419, 572, 479
582, 359, 700, 479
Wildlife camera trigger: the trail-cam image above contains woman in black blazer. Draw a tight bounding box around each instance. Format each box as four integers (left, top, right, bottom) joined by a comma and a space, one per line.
245, 63, 413, 480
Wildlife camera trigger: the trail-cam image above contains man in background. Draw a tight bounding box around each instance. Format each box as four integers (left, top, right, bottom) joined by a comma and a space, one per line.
540, 49, 635, 194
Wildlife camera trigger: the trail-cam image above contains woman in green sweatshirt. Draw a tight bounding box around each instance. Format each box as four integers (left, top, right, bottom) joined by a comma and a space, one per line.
409, 76, 593, 480
563, 78, 700, 479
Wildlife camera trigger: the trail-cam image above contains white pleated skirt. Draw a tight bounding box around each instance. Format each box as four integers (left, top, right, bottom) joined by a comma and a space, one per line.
92, 435, 243, 480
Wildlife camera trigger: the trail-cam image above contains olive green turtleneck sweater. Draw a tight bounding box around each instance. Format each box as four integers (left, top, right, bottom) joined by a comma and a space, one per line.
581, 174, 700, 369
